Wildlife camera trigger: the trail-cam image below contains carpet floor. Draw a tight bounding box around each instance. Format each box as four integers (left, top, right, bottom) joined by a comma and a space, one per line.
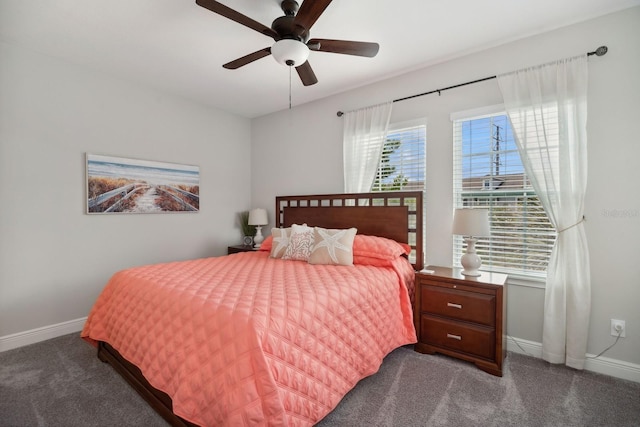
1, 333, 639, 426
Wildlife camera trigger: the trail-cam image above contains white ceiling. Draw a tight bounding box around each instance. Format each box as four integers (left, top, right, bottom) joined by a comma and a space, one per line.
2, 0, 638, 118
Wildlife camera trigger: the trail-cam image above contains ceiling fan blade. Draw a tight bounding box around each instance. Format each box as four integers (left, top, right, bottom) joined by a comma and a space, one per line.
295, 61, 318, 86
308, 38, 379, 57
293, 0, 333, 31
223, 47, 272, 69
196, 0, 279, 40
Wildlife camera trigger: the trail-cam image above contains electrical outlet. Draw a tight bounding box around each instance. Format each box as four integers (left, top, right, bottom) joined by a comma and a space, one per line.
610, 319, 626, 338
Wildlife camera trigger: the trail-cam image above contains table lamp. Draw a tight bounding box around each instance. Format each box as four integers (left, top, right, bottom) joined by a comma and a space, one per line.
452, 208, 490, 276
248, 208, 268, 249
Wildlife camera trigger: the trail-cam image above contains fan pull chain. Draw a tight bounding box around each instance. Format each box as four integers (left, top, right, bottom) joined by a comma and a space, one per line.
288, 66, 292, 110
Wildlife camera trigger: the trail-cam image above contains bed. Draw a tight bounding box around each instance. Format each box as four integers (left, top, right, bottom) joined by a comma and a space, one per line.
82, 191, 423, 426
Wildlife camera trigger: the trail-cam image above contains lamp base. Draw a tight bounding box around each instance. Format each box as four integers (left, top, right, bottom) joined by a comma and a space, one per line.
460, 237, 482, 276
460, 268, 482, 277
253, 226, 264, 249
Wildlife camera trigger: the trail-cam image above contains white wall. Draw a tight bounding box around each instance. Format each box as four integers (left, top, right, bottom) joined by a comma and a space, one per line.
252, 8, 640, 367
0, 42, 251, 338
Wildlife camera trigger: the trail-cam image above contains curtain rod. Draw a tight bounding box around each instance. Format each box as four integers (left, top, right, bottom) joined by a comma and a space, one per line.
336, 45, 608, 117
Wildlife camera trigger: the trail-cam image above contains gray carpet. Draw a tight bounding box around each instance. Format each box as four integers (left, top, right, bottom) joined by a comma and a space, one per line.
1, 334, 639, 426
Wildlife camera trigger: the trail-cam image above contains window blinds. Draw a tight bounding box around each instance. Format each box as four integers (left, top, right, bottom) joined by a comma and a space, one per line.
372, 124, 426, 192
453, 112, 556, 278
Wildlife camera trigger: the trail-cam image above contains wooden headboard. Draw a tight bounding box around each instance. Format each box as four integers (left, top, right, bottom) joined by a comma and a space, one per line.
275, 191, 423, 271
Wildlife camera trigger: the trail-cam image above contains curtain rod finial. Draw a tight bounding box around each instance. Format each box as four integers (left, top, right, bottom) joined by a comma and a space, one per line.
337, 111, 344, 117
588, 46, 608, 56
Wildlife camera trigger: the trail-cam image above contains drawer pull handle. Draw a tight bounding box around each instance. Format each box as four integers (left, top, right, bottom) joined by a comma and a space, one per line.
447, 302, 462, 309
447, 333, 462, 340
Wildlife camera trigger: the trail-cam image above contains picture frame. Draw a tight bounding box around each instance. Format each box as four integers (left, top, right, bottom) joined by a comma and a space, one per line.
86, 153, 200, 214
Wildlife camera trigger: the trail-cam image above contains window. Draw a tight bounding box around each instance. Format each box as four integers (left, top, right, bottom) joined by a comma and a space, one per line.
371, 122, 426, 265
452, 109, 556, 279
371, 123, 426, 192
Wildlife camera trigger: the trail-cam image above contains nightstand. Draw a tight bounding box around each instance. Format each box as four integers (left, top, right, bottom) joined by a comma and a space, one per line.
414, 265, 508, 376
227, 245, 257, 255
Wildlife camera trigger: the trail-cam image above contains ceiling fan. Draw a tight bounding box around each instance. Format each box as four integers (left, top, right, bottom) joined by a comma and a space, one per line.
195, 0, 380, 86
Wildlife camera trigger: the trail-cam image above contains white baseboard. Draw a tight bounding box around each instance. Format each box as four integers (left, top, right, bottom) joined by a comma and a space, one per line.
507, 336, 640, 383
0, 317, 87, 352
583, 354, 640, 384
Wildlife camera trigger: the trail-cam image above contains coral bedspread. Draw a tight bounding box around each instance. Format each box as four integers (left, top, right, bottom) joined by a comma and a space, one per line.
81, 251, 416, 426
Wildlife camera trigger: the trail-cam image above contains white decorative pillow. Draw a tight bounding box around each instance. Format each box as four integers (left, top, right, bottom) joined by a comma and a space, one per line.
269, 227, 291, 258
308, 227, 357, 266
282, 224, 315, 261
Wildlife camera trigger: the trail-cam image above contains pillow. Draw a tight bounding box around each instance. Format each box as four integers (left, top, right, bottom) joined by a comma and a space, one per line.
282, 224, 315, 261
268, 227, 291, 258
258, 235, 273, 252
308, 227, 357, 266
352, 255, 397, 267
352, 235, 411, 260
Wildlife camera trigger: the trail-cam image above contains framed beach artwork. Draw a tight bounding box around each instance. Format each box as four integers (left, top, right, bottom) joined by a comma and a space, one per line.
86, 153, 200, 214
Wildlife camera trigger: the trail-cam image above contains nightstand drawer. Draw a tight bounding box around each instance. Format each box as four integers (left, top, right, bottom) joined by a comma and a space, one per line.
420, 285, 495, 326
421, 315, 495, 360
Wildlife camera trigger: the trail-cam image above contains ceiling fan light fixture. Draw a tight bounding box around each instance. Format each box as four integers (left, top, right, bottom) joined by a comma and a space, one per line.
271, 39, 309, 67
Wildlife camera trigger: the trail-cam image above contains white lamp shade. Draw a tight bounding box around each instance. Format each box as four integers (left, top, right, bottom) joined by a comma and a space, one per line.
248, 208, 268, 226
452, 208, 490, 237
271, 39, 310, 66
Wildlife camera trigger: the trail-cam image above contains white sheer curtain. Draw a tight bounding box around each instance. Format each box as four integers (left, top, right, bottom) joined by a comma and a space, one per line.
497, 55, 590, 369
343, 102, 393, 193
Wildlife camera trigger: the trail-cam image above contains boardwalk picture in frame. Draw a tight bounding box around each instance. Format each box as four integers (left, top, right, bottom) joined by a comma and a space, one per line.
86, 154, 199, 214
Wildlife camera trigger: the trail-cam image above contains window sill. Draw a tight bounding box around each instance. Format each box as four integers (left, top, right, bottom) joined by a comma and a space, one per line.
505, 274, 546, 289
447, 264, 547, 289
